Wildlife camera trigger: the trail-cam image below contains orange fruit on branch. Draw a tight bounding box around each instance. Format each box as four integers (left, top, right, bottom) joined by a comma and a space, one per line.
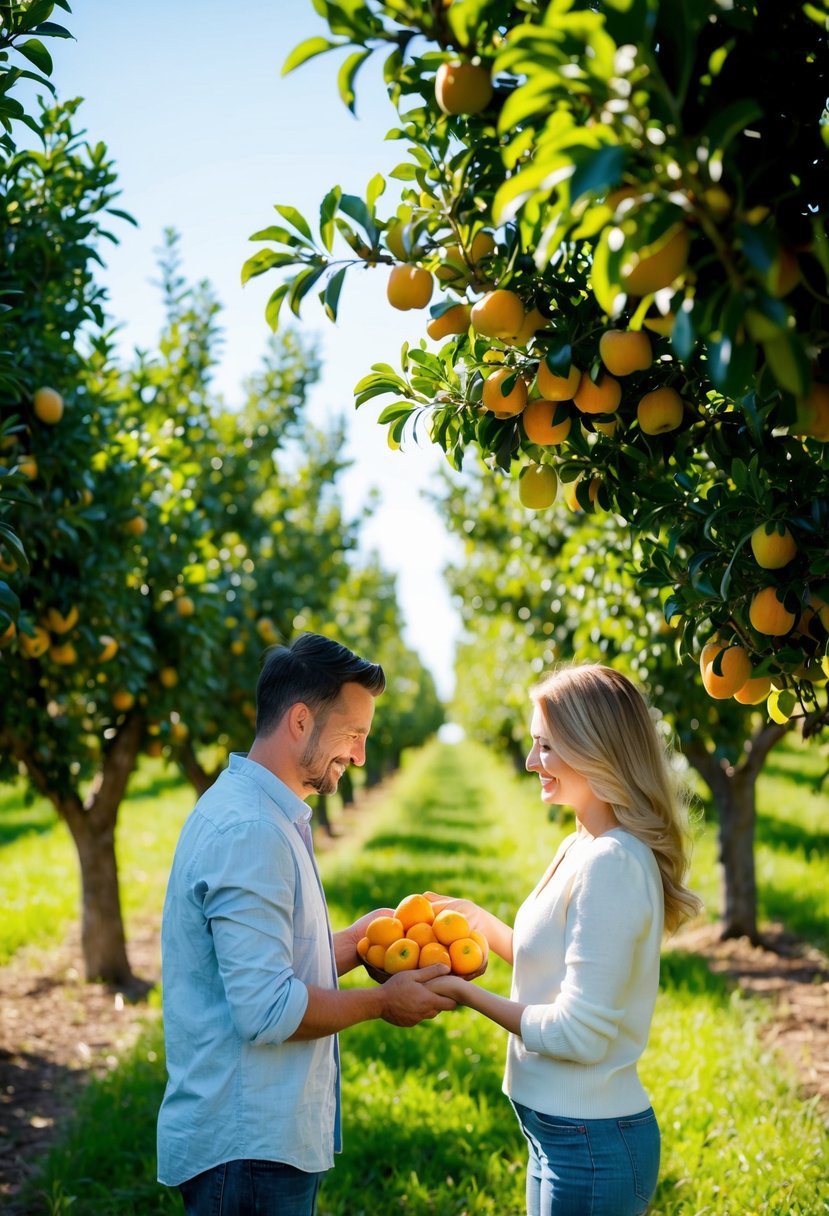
435, 61, 493, 116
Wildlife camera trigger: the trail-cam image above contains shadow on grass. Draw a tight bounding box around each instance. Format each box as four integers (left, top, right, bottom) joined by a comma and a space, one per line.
0, 814, 58, 848
755, 813, 829, 857
363, 831, 487, 857
659, 949, 732, 1004
759, 885, 829, 956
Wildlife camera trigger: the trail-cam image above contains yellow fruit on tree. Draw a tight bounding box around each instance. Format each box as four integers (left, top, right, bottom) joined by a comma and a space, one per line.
522, 400, 572, 446
505, 307, 547, 348
621, 225, 690, 296
733, 675, 773, 705
125, 515, 147, 537
49, 641, 78, 665
471, 289, 525, 339
749, 587, 797, 636
699, 642, 752, 699
750, 523, 797, 569
0, 620, 16, 646
637, 387, 684, 434
434, 61, 493, 116
160, 666, 179, 688
387, 264, 434, 310
17, 456, 37, 480
599, 329, 653, 376
426, 303, 471, 340
482, 368, 527, 417
112, 690, 135, 712
536, 361, 581, 401
574, 372, 622, 415
176, 595, 196, 617
19, 625, 50, 658
33, 387, 64, 425
518, 462, 558, 510
45, 605, 78, 634
98, 635, 119, 662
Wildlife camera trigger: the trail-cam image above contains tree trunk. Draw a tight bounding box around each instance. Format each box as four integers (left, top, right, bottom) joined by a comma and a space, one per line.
5, 713, 144, 984
686, 722, 788, 944
179, 740, 219, 798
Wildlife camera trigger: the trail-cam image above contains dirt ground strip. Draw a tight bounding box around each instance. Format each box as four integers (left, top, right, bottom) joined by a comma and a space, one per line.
2, 840, 827, 1207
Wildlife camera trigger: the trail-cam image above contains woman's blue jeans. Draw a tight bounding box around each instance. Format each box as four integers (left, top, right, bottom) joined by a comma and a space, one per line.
179, 1159, 324, 1215
511, 1100, 660, 1216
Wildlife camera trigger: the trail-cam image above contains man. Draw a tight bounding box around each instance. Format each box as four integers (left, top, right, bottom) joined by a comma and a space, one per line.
157, 632, 453, 1214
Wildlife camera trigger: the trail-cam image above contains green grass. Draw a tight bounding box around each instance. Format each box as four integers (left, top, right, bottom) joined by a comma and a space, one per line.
14, 740, 828, 1216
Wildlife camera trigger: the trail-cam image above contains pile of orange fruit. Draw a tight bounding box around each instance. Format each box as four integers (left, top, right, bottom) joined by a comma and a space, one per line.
357, 893, 488, 978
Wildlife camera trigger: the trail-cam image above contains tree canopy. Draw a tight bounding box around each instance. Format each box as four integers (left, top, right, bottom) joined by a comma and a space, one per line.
250, 0, 829, 735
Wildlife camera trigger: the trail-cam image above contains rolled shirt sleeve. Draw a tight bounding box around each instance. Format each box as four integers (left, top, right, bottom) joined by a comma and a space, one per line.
202, 819, 309, 1044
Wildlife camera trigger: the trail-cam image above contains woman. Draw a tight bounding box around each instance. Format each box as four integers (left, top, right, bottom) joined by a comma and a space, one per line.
427, 663, 702, 1216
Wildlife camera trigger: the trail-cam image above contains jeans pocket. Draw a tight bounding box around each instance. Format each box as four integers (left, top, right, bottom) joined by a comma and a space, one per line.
618, 1110, 660, 1206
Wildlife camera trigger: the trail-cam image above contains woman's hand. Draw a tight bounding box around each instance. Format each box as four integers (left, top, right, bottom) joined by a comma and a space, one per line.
425, 974, 467, 1004
424, 891, 486, 932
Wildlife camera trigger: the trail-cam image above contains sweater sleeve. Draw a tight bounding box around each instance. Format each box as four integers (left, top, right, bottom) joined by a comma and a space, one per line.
520, 841, 654, 1064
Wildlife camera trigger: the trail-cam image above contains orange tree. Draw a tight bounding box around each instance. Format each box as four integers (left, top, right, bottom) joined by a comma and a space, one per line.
436, 462, 788, 940
249, 0, 829, 734
1, 0, 78, 631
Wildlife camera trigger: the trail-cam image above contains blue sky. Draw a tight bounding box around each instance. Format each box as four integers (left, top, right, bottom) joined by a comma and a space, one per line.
45, 0, 463, 697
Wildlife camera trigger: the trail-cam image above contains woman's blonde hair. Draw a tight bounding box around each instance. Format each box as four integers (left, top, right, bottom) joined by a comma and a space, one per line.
531, 663, 702, 935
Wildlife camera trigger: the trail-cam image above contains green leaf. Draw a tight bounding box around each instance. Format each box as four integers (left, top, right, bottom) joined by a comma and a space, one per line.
366, 172, 385, 213
703, 99, 764, 153
763, 334, 811, 397
264, 283, 290, 332
570, 144, 627, 205
339, 193, 377, 244
274, 204, 315, 245
287, 264, 327, 316
322, 266, 347, 321
337, 48, 371, 114
282, 36, 343, 76
706, 335, 756, 397
0, 580, 20, 616
241, 248, 299, 285
15, 38, 52, 74
319, 186, 343, 253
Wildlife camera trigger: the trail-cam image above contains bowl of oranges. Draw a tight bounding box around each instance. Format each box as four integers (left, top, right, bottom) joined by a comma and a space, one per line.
357, 893, 488, 982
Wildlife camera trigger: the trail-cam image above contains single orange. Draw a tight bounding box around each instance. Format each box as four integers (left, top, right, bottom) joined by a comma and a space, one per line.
573, 371, 622, 415
419, 942, 451, 968
365, 943, 387, 969
522, 399, 572, 446
406, 922, 437, 948
433, 908, 471, 945
384, 938, 420, 973
365, 915, 405, 947
536, 361, 581, 401
469, 930, 489, 960
449, 937, 484, 975
357, 936, 370, 960
394, 893, 435, 930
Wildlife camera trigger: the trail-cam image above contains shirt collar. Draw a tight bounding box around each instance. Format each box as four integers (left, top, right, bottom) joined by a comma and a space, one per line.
228, 752, 310, 826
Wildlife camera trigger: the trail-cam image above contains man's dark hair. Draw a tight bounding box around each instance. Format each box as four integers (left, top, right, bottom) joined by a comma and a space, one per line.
255, 632, 385, 737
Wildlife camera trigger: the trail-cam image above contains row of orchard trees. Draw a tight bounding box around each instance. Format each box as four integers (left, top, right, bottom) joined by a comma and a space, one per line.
434, 467, 788, 943
0, 6, 443, 986
246, 0, 829, 735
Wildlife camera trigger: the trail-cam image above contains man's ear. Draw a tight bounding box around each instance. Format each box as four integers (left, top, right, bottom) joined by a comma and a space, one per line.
285, 702, 312, 741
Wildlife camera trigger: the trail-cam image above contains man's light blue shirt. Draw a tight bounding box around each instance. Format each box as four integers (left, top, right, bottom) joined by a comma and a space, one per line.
157, 753, 341, 1185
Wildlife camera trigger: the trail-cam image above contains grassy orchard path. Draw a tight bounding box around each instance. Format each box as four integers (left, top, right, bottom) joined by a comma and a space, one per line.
8, 739, 826, 1216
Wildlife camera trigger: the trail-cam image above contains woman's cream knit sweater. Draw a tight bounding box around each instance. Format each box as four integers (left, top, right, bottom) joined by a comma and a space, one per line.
503, 827, 664, 1120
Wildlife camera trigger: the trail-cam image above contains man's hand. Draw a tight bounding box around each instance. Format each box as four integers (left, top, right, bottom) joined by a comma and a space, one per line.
379, 964, 457, 1026
335, 907, 394, 976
